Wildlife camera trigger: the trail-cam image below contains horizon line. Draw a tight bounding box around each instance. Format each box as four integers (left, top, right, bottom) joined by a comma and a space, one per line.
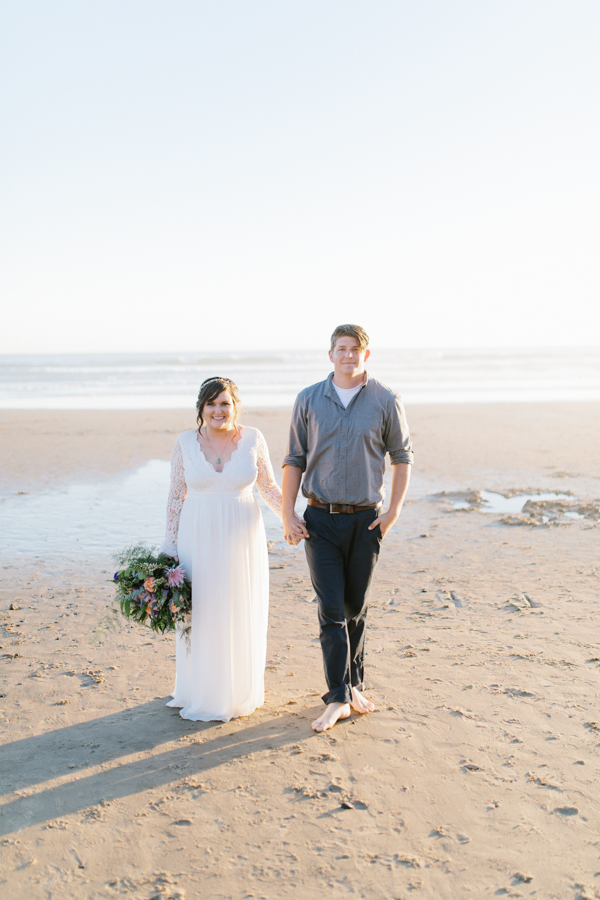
2, 344, 600, 359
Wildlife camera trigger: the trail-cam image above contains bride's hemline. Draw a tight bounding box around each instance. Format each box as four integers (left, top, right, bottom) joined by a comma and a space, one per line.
166, 696, 264, 723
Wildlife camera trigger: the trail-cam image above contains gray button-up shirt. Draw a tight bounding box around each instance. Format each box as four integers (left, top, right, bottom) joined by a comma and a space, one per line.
283, 372, 413, 507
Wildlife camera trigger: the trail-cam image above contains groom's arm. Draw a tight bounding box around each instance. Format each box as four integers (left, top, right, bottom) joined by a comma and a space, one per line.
282, 393, 311, 545
368, 392, 413, 538
368, 462, 411, 539
282, 465, 310, 544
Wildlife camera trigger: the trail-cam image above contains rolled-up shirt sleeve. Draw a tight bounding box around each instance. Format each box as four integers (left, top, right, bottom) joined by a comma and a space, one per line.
283, 393, 308, 470
384, 394, 414, 465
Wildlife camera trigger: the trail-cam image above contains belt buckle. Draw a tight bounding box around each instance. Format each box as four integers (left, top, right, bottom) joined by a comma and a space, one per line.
330, 503, 354, 514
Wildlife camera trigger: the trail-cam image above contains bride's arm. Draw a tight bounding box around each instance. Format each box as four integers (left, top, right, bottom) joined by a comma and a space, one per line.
159, 438, 187, 558
255, 431, 283, 520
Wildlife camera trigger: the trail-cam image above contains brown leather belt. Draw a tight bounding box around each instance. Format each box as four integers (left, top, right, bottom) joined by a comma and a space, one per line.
308, 498, 381, 515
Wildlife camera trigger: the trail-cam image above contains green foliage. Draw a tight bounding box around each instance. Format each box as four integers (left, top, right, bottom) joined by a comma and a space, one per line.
112, 545, 191, 635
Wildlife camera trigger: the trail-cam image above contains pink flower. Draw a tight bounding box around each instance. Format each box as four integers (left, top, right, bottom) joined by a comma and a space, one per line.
167, 566, 185, 588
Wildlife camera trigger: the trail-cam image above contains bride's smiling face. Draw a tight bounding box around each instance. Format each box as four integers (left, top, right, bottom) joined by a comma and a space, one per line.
202, 390, 235, 431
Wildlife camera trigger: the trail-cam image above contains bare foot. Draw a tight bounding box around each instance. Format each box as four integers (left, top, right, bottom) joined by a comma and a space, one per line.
350, 687, 376, 714
311, 702, 351, 732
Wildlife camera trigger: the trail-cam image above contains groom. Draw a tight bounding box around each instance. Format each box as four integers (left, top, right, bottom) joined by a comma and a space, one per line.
282, 324, 413, 732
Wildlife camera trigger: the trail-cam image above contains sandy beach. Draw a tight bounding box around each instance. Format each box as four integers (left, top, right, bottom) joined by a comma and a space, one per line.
1, 402, 600, 899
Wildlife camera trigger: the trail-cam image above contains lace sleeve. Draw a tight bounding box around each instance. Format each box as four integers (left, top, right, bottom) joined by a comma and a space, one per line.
255, 430, 283, 519
159, 438, 187, 557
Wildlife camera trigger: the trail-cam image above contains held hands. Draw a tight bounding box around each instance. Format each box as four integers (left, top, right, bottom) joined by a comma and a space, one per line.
283, 513, 309, 546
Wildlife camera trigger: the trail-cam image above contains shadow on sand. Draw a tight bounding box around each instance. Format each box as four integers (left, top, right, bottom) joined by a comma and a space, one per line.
0, 699, 320, 835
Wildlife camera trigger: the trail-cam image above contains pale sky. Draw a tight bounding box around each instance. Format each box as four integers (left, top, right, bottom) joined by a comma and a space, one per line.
1, 1, 599, 354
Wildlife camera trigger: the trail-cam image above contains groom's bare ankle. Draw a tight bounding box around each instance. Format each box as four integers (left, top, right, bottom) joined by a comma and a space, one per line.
350, 686, 376, 714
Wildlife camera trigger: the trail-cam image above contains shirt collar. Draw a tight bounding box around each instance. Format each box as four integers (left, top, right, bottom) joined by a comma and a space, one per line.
324, 370, 369, 400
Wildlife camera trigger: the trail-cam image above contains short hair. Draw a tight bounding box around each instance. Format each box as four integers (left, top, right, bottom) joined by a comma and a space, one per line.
330, 324, 370, 352
196, 377, 241, 431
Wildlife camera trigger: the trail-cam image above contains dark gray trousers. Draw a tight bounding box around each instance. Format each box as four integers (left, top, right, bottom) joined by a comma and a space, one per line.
304, 505, 382, 704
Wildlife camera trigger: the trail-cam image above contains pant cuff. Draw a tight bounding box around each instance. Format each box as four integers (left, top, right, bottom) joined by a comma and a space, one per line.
322, 686, 353, 705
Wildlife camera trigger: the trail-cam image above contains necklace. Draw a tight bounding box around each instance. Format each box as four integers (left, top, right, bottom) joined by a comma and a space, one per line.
202, 427, 234, 465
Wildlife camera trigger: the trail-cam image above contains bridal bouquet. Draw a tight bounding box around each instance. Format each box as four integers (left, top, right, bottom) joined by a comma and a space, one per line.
112, 545, 192, 634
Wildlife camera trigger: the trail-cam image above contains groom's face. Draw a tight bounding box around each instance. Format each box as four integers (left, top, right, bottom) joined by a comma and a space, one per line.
329, 337, 370, 378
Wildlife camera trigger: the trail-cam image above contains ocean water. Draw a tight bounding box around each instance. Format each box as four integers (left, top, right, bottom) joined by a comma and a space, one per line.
1, 347, 599, 409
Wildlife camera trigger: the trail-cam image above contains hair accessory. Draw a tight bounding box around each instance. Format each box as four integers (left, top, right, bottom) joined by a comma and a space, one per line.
201, 376, 234, 387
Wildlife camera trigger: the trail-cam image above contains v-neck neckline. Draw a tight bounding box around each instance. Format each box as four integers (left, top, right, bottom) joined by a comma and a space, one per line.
195, 427, 245, 474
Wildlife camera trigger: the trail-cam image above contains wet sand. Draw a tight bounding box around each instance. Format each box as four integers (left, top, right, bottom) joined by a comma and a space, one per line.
1, 403, 600, 899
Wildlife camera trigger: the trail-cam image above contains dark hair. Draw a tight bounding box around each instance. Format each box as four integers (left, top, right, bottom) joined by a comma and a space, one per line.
330, 323, 370, 352
196, 377, 241, 431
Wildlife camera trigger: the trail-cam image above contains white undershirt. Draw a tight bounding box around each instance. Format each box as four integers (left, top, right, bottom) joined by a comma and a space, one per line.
332, 381, 363, 408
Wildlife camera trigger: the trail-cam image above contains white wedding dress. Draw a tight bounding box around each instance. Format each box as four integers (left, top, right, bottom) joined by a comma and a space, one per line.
160, 426, 282, 722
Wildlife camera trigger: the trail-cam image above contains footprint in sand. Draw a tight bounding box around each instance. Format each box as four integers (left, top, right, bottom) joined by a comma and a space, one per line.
508, 593, 541, 611
82, 802, 112, 822
394, 854, 425, 869
435, 590, 466, 610
527, 772, 562, 790
449, 708, 476, 719
461, 761, 483, 772
513, 873, 534, 884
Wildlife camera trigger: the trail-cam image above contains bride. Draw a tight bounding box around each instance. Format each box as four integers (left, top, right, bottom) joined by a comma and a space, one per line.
160, 376, 291, 722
